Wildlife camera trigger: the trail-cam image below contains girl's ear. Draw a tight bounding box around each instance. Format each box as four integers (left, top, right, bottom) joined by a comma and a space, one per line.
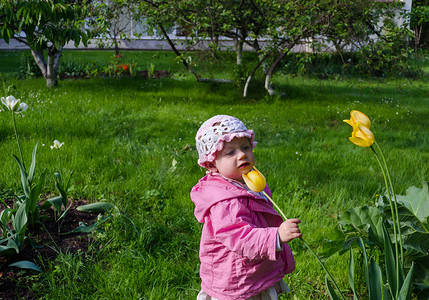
206, 162, 218, 173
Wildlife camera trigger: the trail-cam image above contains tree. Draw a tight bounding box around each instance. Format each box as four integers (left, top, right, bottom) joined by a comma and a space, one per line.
0, 0, 97, 87
96, 0, 137, 56
410, 0, 429, 52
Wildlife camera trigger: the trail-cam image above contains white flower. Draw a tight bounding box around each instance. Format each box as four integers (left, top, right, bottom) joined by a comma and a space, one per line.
1, 95, 28, 113
50, 140, 64, 149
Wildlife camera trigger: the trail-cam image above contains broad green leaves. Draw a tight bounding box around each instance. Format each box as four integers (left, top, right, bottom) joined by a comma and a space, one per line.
333, 183, 429, 298
395, 182, 429, 231
338, 205, 384, 246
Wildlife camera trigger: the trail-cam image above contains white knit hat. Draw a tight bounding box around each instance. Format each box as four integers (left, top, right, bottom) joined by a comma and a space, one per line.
196, 115, 256, 168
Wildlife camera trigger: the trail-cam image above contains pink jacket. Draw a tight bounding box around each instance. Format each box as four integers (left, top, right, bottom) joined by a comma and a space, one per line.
190, 174, 295, 300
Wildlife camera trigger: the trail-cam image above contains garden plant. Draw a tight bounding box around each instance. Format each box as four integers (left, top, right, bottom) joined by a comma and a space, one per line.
0, 49, 428, 299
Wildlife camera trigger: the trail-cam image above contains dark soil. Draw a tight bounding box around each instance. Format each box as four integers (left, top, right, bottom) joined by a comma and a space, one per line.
0, 199, 96, 300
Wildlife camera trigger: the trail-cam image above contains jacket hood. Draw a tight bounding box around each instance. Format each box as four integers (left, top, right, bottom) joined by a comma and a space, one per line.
190, 174, 270, 223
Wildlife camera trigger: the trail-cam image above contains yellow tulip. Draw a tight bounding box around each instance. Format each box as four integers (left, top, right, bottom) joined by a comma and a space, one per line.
242, 166, 266, 193
349, 124, 375, 147
343, 110, 371, 129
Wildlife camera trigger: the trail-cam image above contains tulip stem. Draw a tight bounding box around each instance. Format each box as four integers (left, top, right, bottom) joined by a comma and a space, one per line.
374, 141, 403, 265
12, 112, 25, 171
262, 191, 346, 300
370, 145, 400, 298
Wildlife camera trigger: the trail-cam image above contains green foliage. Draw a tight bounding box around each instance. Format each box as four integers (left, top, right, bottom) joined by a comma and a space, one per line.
281, 51, 425, 80
59, 60, 88, 78
17, 54, 42, 79
328, 183, 429, 298
0, 100, 73, 257
0, 0, 100, 87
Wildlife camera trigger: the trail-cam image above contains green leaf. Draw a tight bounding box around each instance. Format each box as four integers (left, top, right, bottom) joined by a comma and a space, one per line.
66, 222, 98, 234
9, 260, 42, 272
39, 200, 52, 209
383, 222, 400, 298
54, 172, 67, 207
0, 208, 12, 226
0, 239, 18, 255
65, 170, 74, 193
64, 215, 111, 235
348, 247, 358, 299
325, 274, 341, 300
338, 205, 384, 245
396, 182, 429, 230
398, 263, 414, 300
77, 202, 116, 213
47, 196, 63, 212
28, 143, 38, 186
402, 231, 429, 257
356, 238, 372, 298
12, 202, 27, 234
369, 260, 386, 300
28, 169, 47, 215
13, 155, 30, 198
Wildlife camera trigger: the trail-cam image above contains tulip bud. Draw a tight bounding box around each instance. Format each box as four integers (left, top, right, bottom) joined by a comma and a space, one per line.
242, 166, 266, 193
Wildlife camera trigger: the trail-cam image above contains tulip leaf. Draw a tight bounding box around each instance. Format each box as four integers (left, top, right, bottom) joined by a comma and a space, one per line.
12, 202, 27, 234
28, 169, 47, 216
77, 202, 116, 213
369, 259, 388, 300
0, 208, 12, 226
9, 260, 42, 272
383, 222, 400, 298
13, 155, 30, 198
398, 263, 414, 300
356, 237, 373, 298
54, 172, 67, 207
64, 215, 111, 235
47, 196, 63, 212
64, 170, 74, 192
348, 247, 358, 299
28, 142, 38, 186
0, 239, 18, 255
325, 274, 341, 300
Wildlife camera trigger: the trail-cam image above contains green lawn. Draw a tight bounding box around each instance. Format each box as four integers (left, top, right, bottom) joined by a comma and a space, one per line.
0, 50, 428, 299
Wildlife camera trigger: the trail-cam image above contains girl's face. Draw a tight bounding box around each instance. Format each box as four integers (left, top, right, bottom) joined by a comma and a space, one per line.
207, 137, 255, 181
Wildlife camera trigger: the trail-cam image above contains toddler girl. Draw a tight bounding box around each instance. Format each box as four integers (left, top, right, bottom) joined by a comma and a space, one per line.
191, 115, 302, 300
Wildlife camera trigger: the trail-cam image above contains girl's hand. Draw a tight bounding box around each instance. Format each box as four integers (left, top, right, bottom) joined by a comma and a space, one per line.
278, 219, 302, 243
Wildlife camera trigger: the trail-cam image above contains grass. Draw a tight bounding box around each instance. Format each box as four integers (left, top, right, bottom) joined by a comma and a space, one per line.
0, 50, 428, 299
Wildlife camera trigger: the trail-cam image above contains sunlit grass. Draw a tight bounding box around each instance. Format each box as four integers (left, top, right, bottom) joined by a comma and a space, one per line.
0, 50, 428, 299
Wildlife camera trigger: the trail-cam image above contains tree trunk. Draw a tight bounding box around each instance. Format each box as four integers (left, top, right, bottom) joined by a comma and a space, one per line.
31, 47, 62, 88
253, 40, 269, 75
46, 46, 62, 88
264, 52, 286, 96
114, 37, 120, 56
234, 36, 243, 66
243, 48, 275, 98
30, 49, 47, 78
